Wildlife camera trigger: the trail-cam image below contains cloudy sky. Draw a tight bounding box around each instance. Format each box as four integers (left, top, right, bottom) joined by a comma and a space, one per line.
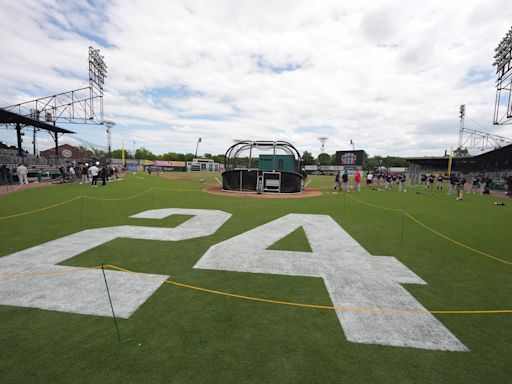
1, 0, 511, 157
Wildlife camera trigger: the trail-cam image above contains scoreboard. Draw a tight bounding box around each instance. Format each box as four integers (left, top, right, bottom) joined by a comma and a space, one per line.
335, 150, 365, 168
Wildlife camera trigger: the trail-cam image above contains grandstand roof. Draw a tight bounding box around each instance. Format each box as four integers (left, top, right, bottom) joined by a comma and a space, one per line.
0, 109, 74, 134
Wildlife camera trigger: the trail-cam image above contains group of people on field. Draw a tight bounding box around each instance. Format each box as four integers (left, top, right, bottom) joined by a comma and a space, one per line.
0, 163, 29, 185
333, 169, 511, 201
70, 162, 121, 187
335, 170, 364, 192
420, 173, 490, 199
336, 170, 407, 192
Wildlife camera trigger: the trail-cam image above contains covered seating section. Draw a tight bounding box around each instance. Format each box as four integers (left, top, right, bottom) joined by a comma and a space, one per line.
0, 109, 74, 157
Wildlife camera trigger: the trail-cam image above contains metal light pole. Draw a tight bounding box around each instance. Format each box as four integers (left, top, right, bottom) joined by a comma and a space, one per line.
194, 137, 202, 158
103, 120, 115, 163
458, 104, 465, 148
318, 137, 328, 153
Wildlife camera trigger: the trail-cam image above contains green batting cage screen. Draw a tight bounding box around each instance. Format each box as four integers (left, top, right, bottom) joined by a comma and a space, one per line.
258, 154, 296, 172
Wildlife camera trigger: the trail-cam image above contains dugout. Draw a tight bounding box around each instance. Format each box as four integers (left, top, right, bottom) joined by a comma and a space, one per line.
222, 140, 304, 193
406, 143, 512, 185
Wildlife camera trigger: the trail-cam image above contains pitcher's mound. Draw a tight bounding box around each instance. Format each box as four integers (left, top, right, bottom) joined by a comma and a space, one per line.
203, 186, 322, 198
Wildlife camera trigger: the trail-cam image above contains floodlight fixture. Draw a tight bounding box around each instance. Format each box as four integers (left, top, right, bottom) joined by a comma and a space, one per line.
493, 25, 512, 125
89, 46, 107, 92
458, 104, 466, 148
4, 46, 108, 125
194, 137, 202, 158
318, 137, 328, 153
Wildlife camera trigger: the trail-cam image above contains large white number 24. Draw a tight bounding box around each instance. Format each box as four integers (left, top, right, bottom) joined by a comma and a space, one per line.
0, 209, 467, 351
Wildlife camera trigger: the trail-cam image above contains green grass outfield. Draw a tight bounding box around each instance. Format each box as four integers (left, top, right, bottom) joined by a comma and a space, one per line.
0, 172, 511, 383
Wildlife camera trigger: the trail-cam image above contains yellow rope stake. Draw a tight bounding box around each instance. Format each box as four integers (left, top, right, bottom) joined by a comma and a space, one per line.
346, 193, 512, 267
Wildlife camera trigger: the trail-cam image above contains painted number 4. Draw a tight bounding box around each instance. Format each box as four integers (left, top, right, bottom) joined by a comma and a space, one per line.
0, 209, 467, 351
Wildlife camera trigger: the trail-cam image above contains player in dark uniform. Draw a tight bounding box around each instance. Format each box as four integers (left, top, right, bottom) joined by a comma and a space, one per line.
437, 174, 444, 191
386, 173, 393, 190
399, 173, 406, 192
428, 174, 435, 192
448, 174, 456, 195
456, 174, 466, 200
470, 176, 479, 194
342, 170, 349, 192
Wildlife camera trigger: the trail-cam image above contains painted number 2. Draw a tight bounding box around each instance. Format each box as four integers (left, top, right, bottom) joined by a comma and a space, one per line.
0, 209, 231, 318
0, 209, 467, 351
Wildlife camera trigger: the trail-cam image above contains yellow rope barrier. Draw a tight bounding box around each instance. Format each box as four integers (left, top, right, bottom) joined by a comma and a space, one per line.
0, 196, 82, 220
82, 188, 153, 201
345, 193, 512, 267
345, 193, 403, 212
1, 186, 510, 315
0, 186, 207, 220
102, 264, 512, 316
1, 262, 509, 315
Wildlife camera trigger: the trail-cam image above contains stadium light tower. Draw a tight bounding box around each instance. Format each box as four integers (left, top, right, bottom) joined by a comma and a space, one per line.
318, 137, 328, 153
493, 25, 512, 125
456, 104, 511, 150
4, 46, 107, 125
103, 120, 115, 162
458, 104, 465, 148
194, 137, 202, 158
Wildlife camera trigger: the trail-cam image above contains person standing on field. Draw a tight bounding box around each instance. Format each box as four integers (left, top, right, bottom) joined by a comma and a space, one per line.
342, 170, 349, 192
354, 169, 361, 192
470, 176, 479, 194
366, 172, 373, 187
448, 173, 456, 195
334, 171, 341, 190
68, 165, 76, 182
89, 163, 99, 187
437, 174, 444, 191
479, 177, 486, 195
80, 163, 88, 184
428, 174, 435, 192
16, 163, 28, 185
399, 173, 406, 192
456, 174, 466, 201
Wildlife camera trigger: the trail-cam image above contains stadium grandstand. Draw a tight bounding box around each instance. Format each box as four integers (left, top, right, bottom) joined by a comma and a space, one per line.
406, 143, 512, 190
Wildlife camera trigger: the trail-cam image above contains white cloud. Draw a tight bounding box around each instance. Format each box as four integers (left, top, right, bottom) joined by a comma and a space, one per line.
1, 0, 511, 157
